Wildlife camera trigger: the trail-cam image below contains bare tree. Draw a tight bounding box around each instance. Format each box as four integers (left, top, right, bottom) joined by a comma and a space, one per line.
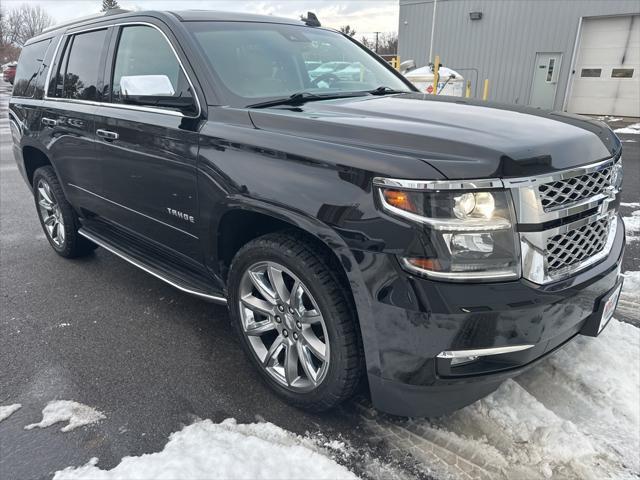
8, 4, 53, 47
339, 25, 356, 37
101, 0, 121, 12
360, 33, 397, 55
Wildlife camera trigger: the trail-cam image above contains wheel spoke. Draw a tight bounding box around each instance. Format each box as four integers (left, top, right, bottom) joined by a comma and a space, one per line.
43, 215, 56, 227
248, 269, 277, 304
245, 318, 277, 336
267, 265, 289, 303
300, 328, 326, 362
38, 185, 53, 205
289, 280, 304, 313
297, 342, 319, 385
263, 335, 284, 366
284, 343, 299, 386
38, 197, 53, 210
301, 309, 322, 325
241, 294, 275, 317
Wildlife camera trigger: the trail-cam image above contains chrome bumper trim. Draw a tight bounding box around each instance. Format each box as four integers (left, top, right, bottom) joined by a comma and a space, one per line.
437, 344, 535, 359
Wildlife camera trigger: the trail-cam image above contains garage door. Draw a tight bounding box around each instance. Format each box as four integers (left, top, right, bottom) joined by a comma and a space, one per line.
568, 15, 639, 117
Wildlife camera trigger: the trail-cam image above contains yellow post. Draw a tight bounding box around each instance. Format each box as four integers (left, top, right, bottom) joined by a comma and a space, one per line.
465, 80, 471, 98
432, 55, 440, 95
392, 56, 400, 70
482, 79, 489, 101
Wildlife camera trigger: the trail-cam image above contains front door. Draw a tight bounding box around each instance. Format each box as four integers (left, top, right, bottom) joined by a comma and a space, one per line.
95, 23, 203, 261
530, 52, 562, 110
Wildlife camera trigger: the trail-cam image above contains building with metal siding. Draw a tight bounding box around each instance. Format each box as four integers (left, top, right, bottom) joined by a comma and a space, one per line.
398, 0, 640, 116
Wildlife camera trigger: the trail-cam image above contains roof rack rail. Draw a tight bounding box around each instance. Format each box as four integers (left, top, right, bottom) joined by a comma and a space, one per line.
41, 8, 130, 34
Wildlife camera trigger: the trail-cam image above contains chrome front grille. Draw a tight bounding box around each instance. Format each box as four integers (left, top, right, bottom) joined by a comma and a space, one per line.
538, 166, 612, 211
507, 157, 621, 284
546, 217, 610, 273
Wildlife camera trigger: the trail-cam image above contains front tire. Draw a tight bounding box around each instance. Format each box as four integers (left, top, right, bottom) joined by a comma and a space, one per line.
32, 166, 97, 258
228, 232, 362, 411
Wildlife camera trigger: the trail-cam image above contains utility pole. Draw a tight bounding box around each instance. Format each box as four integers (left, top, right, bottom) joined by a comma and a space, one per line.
374, 31, 381, 53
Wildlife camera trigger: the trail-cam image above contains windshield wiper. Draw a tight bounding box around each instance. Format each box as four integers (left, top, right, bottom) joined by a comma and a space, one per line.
367, 86, 408, 96
247, 91, 367, 109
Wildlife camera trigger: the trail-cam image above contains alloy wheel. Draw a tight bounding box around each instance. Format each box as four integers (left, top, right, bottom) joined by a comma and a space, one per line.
37, 179, 65, 248
238, 261, 330, 392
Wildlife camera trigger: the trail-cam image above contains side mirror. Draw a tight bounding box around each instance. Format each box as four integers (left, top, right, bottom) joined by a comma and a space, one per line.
120, 74, 195, 114
400, 59, 416, 74
121, 74, 175, 96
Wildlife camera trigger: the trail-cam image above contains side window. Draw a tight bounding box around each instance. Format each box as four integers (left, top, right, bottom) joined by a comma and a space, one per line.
13, 39, 51, 97
50, 29, 107, 100
111, 25, 196, 114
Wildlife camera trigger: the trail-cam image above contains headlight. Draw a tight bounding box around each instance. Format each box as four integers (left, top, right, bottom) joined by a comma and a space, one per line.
377, 184, 520, 281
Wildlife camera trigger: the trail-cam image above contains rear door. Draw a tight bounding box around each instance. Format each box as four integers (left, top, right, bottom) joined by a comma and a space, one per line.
94, 22, 203, 261
41, 27, 111, 209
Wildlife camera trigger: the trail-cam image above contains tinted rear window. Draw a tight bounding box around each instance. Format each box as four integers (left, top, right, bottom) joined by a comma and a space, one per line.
13, 39, 51, 97
50, 29, 107, 100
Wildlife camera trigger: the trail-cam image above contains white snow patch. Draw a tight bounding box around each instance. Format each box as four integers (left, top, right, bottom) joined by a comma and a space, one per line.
0, 404, 22, 422
58, 323, 71, 328
621, 202, 640, 208
621, 139, 637, 142
614, 123, 640, 134
622, 210, 640, 242
409, 318, 640, 479
25, 400, 105, 432
53, 418, 357, 480
618, 271, 640, 324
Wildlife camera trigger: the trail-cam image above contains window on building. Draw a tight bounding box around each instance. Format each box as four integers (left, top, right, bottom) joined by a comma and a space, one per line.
49, 29, 107, 100
580, 68, 601, 78
611, 68, 634, 78
546, 58, 555, 82
13, 39, 51, 97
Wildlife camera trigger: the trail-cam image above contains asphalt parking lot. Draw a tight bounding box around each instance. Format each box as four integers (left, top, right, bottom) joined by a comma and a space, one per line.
1, 78, 638, 479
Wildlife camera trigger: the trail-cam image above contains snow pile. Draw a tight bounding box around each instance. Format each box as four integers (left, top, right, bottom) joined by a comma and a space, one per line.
54, 418, 357, 480
622, 210, 640, 242
412, 318, 640, 479
618, 271, 640, 323
25, 400, 105, 432
0, 404, 22, 422
614, 123, 640, 134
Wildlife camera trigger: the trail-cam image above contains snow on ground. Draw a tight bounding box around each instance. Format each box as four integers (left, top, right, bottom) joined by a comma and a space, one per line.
0, 403, 22, 422
406, 318, 640, 480
614, 123, 640, 134
618, 271, 640, 324
53, 418, 358, 480
622, 210, 640, 242
25, 400, 105, 432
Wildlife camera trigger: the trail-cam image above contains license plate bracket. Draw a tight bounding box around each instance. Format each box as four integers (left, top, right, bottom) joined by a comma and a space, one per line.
581, 280, 623, 337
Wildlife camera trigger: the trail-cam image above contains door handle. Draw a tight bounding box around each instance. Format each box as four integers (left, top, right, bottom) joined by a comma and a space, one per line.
41, 117, 57, 127
96, 129, 119, 141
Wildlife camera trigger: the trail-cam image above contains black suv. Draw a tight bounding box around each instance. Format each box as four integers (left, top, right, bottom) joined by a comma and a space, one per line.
9, 9, 625, 417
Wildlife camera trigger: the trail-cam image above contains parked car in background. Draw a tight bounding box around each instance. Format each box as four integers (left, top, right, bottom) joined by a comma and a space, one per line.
3, 63, 17, 84
10, 9, 625, 418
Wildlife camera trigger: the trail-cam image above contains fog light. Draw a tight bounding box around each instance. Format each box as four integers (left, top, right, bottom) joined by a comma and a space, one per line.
450, 356, 478, 366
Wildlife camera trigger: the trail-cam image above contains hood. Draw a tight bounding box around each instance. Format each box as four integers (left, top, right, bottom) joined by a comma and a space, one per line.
248, 93, 620, 179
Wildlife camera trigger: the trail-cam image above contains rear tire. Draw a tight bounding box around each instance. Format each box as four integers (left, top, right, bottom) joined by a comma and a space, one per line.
32, 166, 97, 258
228, 231, 362, 412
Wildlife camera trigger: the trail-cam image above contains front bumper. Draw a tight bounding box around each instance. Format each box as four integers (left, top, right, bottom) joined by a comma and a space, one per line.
359, 215, 625, 417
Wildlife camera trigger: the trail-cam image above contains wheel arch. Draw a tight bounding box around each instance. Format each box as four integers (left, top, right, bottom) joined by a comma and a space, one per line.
214, 200, 376, 367
22, 145, 54, 189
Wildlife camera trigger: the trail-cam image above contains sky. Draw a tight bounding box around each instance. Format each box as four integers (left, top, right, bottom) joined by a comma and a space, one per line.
2, 0, 400, 38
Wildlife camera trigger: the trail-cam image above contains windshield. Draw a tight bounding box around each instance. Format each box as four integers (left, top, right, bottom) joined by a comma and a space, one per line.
186, 22, 412, 106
